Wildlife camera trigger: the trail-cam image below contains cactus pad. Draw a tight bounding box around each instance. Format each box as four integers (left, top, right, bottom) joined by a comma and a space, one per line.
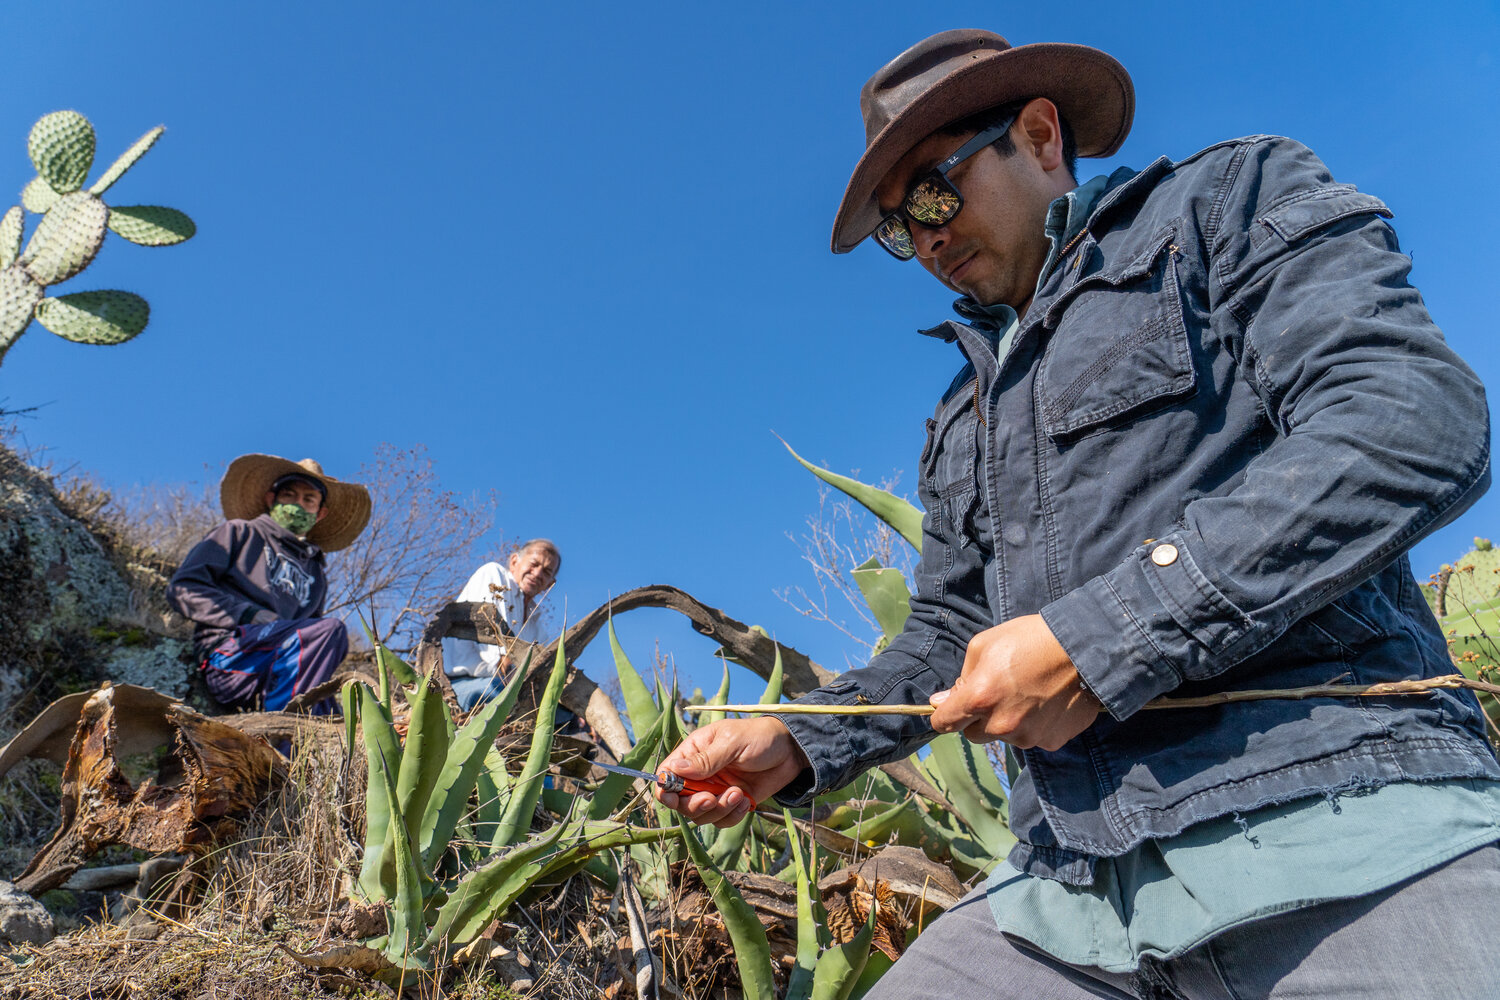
35, 289, 149, 345
28, 111, 96, 194
108, 205, 196, 246
21, 176, 60, 214
0, 207, 23, 270
89, 125, 164, 197
0, 267, 44, 356
19, 191, 108, 285
1443, 544, 1500, 614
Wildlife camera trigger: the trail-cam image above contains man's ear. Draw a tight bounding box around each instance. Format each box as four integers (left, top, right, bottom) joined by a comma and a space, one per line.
315, 506, 329, 523
1018, 97, 1065, 174
264, 490, 277, 513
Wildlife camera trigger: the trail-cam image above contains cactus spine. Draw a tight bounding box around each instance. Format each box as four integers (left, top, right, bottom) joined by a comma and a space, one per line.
0, 110, 195, 366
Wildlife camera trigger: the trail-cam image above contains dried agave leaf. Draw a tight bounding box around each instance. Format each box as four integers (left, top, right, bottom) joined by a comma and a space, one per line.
20, 191, 108, 285
108, 205, 196, 246
35, 289, 149, 345
820, 873, 906, 962
21, 177, 59, 215
28, 111, 95, 194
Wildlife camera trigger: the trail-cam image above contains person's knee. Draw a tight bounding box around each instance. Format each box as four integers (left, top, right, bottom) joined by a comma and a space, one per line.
303, 617, 349, 654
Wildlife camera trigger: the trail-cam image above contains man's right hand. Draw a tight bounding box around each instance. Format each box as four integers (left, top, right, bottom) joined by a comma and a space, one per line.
250, 609, 278, 626
655, 716, 810, 828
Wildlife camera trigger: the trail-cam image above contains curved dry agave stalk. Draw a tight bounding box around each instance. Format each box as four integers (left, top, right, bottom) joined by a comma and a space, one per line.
0, 110, 195, 366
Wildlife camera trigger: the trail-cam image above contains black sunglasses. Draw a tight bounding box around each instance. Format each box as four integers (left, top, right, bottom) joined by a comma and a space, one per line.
873, 115, 1018, 261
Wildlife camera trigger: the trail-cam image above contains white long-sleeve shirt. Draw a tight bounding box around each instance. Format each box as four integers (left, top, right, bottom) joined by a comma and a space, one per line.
441, 561, 548, 678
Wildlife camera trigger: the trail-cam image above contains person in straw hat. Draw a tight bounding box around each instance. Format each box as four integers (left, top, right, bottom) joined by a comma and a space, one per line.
658, 29, 1500, 995
168, 454, 371, 715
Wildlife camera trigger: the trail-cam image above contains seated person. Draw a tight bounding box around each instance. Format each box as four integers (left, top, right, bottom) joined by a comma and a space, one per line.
442, 539, 560, 711
167, 454, 371, 714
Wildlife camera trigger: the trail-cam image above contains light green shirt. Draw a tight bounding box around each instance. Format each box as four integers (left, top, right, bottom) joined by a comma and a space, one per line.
987, 762, 1500, 972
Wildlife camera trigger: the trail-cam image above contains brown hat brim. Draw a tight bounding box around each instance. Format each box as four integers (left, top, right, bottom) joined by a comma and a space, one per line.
220, 454, 372, 553
831, 41, 1134, 254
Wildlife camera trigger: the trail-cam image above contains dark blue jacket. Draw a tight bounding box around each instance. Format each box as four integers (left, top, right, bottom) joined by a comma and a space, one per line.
777, 135, 1499, 885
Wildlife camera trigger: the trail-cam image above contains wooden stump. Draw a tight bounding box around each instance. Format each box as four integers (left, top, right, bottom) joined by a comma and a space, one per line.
15, 684, 286, 896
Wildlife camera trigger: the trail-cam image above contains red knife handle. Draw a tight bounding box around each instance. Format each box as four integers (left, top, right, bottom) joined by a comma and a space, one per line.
659, 769, 758, 812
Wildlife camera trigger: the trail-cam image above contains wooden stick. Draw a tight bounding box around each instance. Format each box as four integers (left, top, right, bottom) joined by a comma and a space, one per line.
684, 673, 1500, 717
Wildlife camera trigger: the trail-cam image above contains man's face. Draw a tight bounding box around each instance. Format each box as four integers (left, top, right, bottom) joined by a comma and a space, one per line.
264, 479, 327, 521
874, 121, 1060, 310
509, 547, 559, 597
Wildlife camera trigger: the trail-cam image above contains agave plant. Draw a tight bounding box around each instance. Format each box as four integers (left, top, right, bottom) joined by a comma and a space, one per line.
0, 110, 195, 366
341, 639, 676, 974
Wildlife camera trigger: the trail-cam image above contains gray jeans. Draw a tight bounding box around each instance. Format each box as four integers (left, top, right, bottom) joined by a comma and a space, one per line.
866, 843, 1500, 999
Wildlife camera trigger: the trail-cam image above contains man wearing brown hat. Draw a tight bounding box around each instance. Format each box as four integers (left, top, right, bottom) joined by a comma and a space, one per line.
168, 455, 371, 715
659, 29, 1500, 995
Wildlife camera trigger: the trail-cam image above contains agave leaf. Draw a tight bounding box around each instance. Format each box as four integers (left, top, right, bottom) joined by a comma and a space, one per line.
355, 683, 404, 901
609, 616, 658, 738
21, 177, 60, 215
700, 660, 732, 727
390, 669, 450, 872
108, 205, 196, 246
851, 557, 913, 643
784, 810, 820, 1000
420, 653, 536, 863
0, 267, 43, 360
519, 821, 680, 902
921, 733, 1015, 858
28, 111, 95, 194
708, 806, 753, 873
810, 889, 877, 1000
424, 817, 573, 954
472, 746, 513, 849
373, 743, 430, 970
760, 645, 785, 706
680, 823, 777, 1000
780, 436, 923, 553
0, 208, 23, 269
490, 640, 569, 848
587, 709, 668, 821
88, 125, 163, 196
341, 680, 360, 763
373, 638, 420, 689
35, 290, 148, 345
19, 191, 107, 286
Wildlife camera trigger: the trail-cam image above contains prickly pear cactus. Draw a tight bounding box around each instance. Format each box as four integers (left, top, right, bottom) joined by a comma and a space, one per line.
1422, 538, 1500, 619
0, 110, 195, 367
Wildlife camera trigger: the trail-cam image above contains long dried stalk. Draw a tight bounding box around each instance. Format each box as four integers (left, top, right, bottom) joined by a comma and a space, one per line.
686, 673, 1500, 717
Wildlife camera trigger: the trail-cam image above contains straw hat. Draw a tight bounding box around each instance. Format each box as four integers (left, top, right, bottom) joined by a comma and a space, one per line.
219, 454, 372, 552
831, 29, 1134, 253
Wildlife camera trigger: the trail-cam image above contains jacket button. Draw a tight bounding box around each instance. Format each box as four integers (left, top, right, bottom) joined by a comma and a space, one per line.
1151, 543, 1179, 567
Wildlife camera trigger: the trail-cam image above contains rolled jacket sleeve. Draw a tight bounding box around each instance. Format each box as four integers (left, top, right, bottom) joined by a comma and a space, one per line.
1043, 138, 1490, 719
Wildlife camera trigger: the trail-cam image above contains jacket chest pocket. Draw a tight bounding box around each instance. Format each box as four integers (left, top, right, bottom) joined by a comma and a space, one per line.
920, 394, 981, 545
1037, 230, 1197, 441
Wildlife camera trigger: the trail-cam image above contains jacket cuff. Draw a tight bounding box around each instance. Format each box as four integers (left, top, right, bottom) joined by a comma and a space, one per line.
1041, 530, 1254, 719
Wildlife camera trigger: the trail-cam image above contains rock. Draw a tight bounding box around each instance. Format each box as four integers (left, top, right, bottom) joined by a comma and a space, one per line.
0, 444, 195, 710
0, 880, 54, 945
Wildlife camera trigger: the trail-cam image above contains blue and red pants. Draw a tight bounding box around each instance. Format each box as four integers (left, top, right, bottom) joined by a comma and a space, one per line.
202, 618, 348, 714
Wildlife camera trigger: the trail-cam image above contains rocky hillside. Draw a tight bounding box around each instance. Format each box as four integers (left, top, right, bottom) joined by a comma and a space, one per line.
0, 443, 197, 725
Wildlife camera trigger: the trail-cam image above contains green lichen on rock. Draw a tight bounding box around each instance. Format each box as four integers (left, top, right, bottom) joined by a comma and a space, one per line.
0, 111, 193, 366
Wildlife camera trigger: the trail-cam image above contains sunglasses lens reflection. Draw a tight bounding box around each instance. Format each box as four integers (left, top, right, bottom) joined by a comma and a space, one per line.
906, 176, 961, 225
876, 217, 916, 259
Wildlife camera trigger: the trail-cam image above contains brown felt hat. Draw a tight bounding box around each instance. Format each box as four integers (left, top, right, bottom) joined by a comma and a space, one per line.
831, 29, 1134, 254
220, 454, 372, 552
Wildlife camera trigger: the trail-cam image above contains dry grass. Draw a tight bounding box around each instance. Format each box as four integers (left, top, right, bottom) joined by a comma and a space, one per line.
0, 730, 640, 1000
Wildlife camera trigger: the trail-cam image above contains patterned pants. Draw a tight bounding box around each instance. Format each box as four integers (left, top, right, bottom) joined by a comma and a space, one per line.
202, 617, 348, 714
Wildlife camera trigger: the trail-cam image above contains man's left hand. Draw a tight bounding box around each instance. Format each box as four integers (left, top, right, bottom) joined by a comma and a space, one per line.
928, 614, 1102, 751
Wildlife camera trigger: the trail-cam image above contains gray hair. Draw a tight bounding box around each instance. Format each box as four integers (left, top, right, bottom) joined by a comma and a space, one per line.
516, 537, 561, 573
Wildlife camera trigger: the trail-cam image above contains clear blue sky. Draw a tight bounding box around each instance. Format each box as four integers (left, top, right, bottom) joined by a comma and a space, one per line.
3, 1, 1497, 699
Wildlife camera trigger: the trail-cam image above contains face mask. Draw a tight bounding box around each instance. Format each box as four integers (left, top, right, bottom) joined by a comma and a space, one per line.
270, 503, 316, 536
